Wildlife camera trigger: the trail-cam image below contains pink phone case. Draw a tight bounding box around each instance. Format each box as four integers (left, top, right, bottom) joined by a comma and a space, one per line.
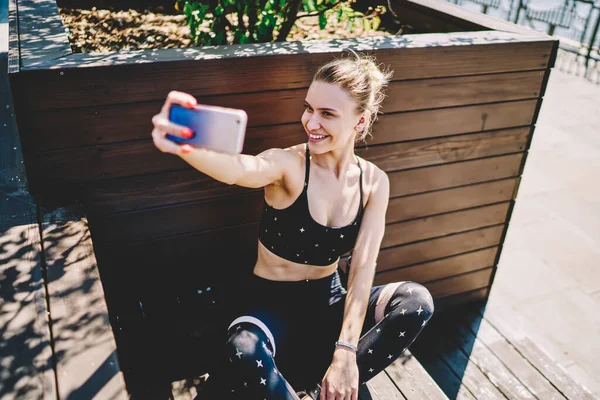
167, 104, 248, 154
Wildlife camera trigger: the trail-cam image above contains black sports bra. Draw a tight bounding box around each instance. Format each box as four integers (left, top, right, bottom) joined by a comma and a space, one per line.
258, 143, 364, 266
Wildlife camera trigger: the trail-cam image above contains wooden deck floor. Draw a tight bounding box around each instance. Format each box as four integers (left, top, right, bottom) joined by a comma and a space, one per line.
407, 301, 596, 400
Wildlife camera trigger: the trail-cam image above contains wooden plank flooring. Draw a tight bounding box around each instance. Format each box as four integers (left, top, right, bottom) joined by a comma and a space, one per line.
41, 204, 127, 399
410, 301, 594, 400
0, 191, 57, 400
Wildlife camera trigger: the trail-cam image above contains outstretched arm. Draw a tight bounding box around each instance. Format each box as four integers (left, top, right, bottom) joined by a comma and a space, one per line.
151, 90, 295, 188
320, 167, 390, 400
179, 146, 293, 188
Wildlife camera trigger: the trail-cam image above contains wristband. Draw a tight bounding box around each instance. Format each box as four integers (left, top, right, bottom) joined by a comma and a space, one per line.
335, 341, 358, 352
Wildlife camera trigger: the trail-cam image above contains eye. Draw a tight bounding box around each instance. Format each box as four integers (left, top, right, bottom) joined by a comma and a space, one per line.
304, 105, 332, 117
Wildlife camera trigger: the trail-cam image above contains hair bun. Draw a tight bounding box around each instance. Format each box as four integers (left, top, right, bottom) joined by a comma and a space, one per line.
359, 58, 387, 88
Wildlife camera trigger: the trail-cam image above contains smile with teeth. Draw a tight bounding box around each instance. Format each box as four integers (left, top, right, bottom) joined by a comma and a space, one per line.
309, 133, 328, 140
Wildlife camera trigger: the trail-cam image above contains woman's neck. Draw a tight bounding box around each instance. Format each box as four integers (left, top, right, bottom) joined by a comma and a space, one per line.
311, 140, 358, 180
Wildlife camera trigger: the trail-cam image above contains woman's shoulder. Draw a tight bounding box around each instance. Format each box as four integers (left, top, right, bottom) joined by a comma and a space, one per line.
357, 156, 389, 205
265, 142, 305, 156
357, 156, 387, 183
258, 143, 305, 165
283, 143, 307, 159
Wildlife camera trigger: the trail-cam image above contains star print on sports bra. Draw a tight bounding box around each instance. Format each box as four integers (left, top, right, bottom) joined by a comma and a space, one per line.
258, 143, 364, 266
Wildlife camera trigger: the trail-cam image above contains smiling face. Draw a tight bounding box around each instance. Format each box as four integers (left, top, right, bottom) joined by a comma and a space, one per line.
301, 81, 367, 154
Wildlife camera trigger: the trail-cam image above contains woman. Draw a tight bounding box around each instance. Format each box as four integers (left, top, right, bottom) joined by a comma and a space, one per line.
151, 51, 434, 400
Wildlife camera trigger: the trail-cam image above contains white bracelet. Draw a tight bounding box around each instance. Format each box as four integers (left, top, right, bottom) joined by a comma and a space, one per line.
335, 341, 358, 352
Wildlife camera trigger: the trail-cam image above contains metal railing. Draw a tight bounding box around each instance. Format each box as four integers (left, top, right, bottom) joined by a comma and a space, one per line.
443, 0, 600, 69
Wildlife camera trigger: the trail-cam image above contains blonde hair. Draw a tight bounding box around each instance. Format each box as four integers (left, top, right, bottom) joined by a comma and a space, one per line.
312, 50, 393, 143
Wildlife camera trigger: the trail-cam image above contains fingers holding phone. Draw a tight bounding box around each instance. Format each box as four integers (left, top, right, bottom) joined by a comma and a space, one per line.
151, 90, 198, 156
152, 90, 247, 156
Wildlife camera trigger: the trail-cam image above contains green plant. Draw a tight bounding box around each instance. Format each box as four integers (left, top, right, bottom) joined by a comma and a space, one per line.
176, 0, 386, 46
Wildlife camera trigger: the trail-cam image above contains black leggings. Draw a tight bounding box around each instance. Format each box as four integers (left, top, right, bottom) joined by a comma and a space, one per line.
200, 269, 434, 399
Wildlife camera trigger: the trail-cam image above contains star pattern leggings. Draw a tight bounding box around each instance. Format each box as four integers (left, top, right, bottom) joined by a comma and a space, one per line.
200, 269, 434, 399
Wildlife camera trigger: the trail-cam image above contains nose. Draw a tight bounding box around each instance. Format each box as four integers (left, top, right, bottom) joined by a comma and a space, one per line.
306, 114, 321, 131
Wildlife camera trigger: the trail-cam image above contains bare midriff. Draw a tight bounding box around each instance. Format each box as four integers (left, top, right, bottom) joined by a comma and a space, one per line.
253, 241, 339, 281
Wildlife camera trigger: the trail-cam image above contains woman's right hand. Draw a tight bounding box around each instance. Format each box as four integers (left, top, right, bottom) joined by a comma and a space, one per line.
151, 90, 198, 156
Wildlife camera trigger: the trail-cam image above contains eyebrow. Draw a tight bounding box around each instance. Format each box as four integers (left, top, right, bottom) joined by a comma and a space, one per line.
304, 100, 338, 113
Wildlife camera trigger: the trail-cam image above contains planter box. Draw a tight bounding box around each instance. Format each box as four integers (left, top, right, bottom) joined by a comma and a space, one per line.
8, 0, 558, 396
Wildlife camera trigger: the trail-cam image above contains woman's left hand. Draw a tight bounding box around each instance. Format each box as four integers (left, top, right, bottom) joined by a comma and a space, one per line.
320, 349, 359, 400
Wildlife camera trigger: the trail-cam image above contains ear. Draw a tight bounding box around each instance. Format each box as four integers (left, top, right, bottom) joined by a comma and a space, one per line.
356, 110, 372, 131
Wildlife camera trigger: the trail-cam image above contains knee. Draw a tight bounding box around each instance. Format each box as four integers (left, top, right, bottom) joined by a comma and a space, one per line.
227, 328, 261, 353
225, 323, 273, 364
387, 282, 435, 320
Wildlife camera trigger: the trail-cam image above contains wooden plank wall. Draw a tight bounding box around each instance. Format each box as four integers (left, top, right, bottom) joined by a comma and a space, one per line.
9, 0, 558, 385
11, 37, 558, 303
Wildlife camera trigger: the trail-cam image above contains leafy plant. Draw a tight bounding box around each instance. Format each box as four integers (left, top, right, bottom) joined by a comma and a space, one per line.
175, 0, 386, 46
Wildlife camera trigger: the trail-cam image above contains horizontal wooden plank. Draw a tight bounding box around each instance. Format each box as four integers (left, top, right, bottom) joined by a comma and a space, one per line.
377, 225, 504, 271
36, 139, 192, 184
358, 127, 530, 173
25, 72, 543, 152
84, 154, 524, 216
389, 153, 523, 197
432, 286, 490, 314
36, 127, 530, 186
387, 178, 518, 223
374, 247, 498, 285
92, 191, 264, 244
83, 170, 254, 216
382, 202, 511, 247
42, 205, 127, 399
370, 99, 538, 146
425, 267, 493, 299
17, 31, 554, 109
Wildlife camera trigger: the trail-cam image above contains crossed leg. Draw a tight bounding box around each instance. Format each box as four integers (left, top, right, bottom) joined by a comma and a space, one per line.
198, 281, 434, 399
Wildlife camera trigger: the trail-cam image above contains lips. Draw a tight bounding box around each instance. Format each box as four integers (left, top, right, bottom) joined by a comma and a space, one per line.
308, 133, 329, 141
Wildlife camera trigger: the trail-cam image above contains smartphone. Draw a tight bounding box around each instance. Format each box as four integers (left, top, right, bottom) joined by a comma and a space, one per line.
166, 104, 248, 154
